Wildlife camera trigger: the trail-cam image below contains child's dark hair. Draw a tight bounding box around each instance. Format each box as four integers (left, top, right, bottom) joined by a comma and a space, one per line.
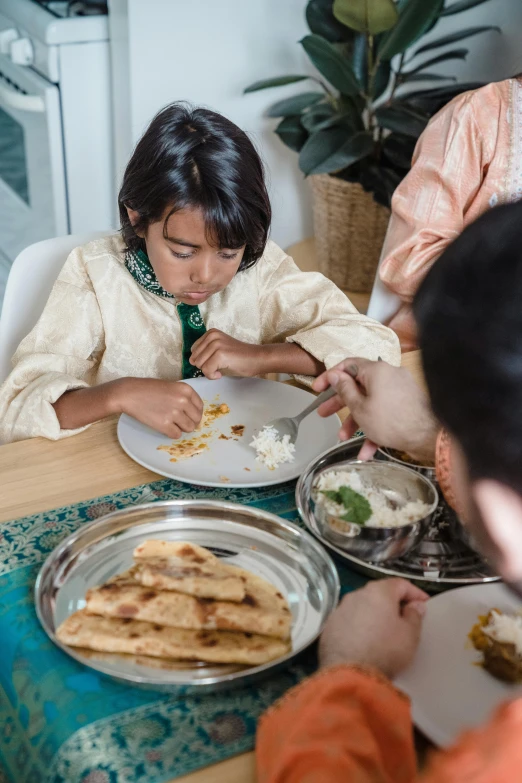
414, 201, 522, 492
118, 102, 271, 272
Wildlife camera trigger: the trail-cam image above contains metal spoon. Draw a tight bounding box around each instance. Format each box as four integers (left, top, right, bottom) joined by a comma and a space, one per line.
262, 357, 384, 444
262, 386, 338, 445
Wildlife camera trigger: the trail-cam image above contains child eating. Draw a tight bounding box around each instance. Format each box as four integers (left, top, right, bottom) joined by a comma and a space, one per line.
0, 103, 399, 442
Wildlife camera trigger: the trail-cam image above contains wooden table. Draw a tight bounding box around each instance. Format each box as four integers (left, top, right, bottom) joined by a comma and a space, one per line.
0, 351, 422, 783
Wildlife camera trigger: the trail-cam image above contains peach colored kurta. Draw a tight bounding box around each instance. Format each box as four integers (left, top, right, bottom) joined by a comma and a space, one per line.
379, 78, 522, 350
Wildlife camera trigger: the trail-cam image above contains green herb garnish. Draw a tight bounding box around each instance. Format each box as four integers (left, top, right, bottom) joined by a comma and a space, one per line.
321, 486, 372, 526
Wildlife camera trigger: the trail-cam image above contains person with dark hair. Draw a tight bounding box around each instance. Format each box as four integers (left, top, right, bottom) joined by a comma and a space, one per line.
0, 103, 399, 442
378, 77, 522, 350
256, 202, 522, 782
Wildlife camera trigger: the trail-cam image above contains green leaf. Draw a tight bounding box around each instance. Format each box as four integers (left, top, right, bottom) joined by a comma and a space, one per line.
371, 59, 392, 99
300, 102, 337, 131
267, 92, 324, 117
404, 48, 468, 73
441, 0, 493, 16
400, 71, 456, 83
244, 75, 309, 93
400, 81, 483, 103
378, 0, 444, 61
351, 33, 368, 90
321, 489, 343, 503
300, 34, 361, 95
338, 486, 372, 525
376, 104, 428, 137
274, 116, 309, 152
399, 81, 483, 115
414, 26, 500, 56
332, 0, 398, 35
299, 128, 373, 175
306, 0, 354, 42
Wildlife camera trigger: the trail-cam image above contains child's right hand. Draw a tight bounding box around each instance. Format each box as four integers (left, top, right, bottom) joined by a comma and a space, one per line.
116, 378, 204, 439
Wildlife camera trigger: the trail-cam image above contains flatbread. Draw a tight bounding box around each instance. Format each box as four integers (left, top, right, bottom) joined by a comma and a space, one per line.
85, 568, 291, 640
132, 541, 246, 602
57, 610, 289, 665
133, 557, 246, 602
134, 540, 219, 564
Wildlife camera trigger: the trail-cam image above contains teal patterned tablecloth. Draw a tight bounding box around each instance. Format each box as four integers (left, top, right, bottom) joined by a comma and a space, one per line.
0, 477, 366, 783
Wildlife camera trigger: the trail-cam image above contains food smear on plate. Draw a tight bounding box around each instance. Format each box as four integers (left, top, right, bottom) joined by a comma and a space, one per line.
157, 435, 211, 462
158, 400, 249, 462
56, 540, 291, 667
250, 425, 296, 470
197, 401, 230, 429
469, 609, 522, 683
314, 469, 430, 530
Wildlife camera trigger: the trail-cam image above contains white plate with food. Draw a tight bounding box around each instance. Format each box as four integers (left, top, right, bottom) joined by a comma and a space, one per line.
395, 583, 522, 746
117, 377, 341, 487
35, 500, 340, 692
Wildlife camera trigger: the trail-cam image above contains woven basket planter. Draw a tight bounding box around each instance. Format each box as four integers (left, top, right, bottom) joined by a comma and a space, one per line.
310, 174, 390, 293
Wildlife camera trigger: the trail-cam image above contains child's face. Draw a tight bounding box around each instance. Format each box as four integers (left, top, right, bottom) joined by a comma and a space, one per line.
129, 205, 245, 305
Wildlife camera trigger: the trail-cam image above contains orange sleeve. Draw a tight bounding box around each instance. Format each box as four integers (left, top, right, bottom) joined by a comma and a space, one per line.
256, 664, 417, 783
419, 700, 522, 783
257, 665, 522, 783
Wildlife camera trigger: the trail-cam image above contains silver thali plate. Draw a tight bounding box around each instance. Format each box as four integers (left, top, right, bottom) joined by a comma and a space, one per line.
296, 439, 500, 591
35, 500, 340, 692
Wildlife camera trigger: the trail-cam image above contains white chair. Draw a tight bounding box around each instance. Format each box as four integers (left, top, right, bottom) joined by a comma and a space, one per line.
0, 232, 110, 384
366, 257, 401, 323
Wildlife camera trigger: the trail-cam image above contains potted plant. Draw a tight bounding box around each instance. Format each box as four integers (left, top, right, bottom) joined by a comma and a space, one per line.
245, 0, 498, 293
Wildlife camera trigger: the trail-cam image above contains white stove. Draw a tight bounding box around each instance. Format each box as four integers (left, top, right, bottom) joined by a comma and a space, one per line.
0, 0, 113, 261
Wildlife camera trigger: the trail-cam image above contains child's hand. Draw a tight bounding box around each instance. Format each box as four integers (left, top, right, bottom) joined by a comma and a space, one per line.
190, 329, 265, 380
117, 378, 204, 439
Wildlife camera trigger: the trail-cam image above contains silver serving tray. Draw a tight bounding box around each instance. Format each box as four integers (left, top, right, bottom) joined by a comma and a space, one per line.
35, 500, 339, 692
296, 439, 500, 591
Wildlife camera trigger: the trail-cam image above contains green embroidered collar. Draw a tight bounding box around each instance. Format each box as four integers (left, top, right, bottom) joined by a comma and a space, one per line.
125, 247, 206, 379
125, 248, 174, 299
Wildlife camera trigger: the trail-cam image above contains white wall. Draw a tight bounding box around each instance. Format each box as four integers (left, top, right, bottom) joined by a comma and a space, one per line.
109, 0, 522, 250
109, 0, 315, 250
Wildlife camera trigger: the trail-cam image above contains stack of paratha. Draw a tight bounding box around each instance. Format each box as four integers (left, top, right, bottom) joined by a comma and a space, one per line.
56, 541, 292, 666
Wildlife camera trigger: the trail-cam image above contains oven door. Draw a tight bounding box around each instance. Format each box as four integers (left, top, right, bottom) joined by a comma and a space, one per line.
0, 53, 68, 261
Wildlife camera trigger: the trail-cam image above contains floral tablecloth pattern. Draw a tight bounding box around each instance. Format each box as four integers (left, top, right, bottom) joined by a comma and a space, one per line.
0, 478, 366, 783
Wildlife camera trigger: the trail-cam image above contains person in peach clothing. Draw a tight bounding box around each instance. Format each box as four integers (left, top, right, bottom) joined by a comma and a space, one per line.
379, 77, 522, 350
256, 202, 522, 782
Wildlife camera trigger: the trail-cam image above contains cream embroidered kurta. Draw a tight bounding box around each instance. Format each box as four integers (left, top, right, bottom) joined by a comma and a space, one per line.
379, 78, 522, 350
0, 234, 400, 442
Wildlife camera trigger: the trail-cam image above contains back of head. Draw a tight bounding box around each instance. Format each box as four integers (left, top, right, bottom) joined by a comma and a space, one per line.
414, 201, 522, 492
118, 102, 271, 270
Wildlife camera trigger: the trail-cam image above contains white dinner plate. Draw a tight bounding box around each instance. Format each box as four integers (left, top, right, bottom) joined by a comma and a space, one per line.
117, 377, 340, 488
395, 582, 522, 747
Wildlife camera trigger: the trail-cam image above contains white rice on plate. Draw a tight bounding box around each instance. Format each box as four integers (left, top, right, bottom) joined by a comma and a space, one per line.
250, 426, 296, 470
314, 469, 430, 529
483, 610, 522, 655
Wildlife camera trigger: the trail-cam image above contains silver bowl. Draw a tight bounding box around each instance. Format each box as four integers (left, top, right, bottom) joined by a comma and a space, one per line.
312, 460, 439, 563
377, 447, 436, 481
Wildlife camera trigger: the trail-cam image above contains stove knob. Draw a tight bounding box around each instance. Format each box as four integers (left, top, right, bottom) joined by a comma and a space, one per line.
10, 37, 34, 67
0, 28, 18, 56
